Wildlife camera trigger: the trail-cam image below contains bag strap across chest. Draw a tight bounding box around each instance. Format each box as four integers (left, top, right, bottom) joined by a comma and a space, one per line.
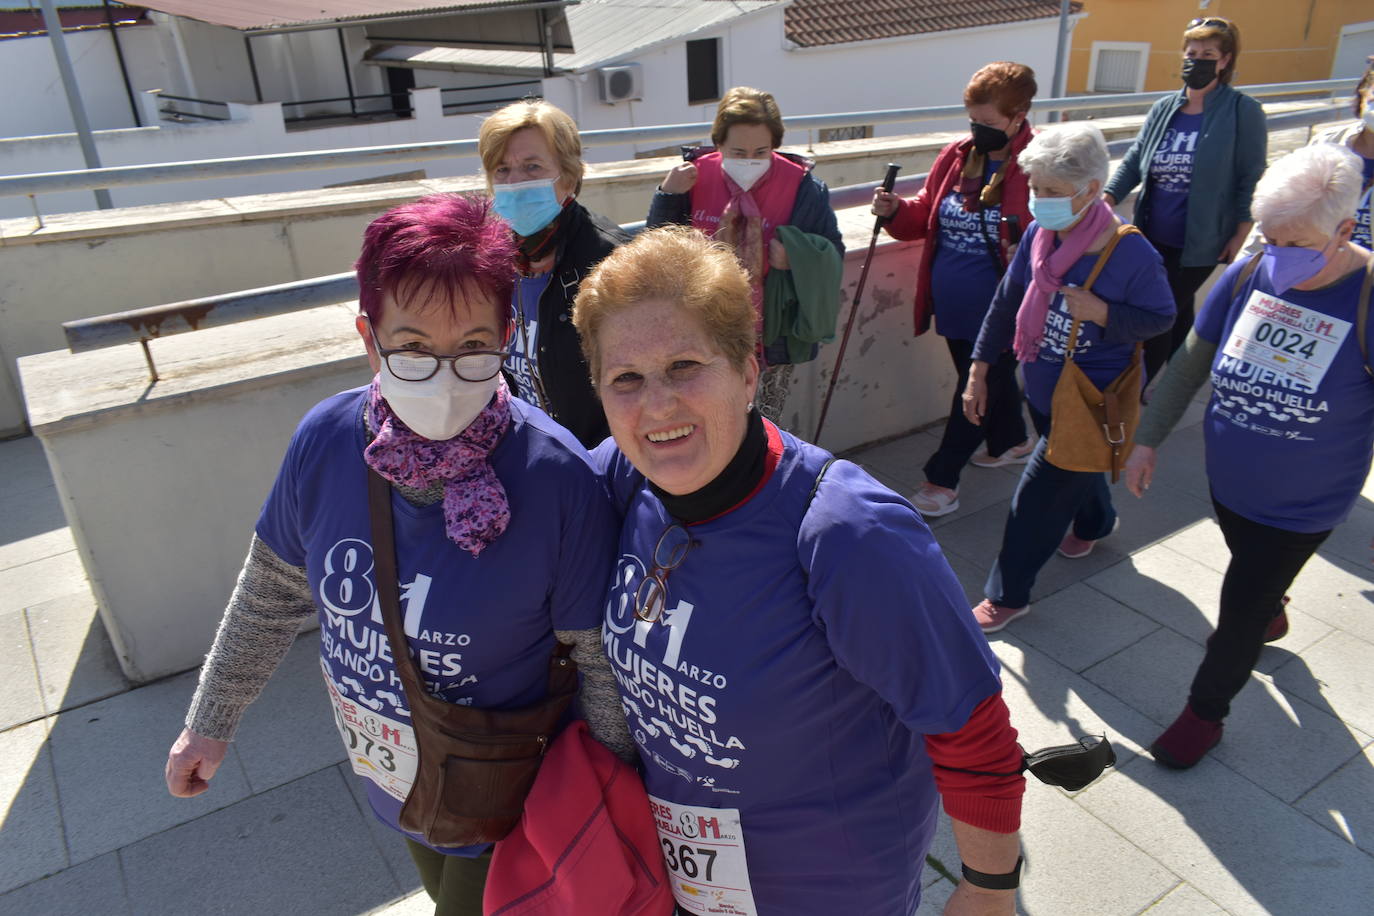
1065, 223, 1143, 359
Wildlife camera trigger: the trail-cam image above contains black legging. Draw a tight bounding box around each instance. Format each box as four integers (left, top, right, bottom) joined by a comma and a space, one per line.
1143, 243, 1216, 383
1189, 498, 1330, 722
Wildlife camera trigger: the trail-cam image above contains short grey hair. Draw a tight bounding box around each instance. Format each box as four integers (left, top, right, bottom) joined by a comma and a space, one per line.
1252, 144, 1363, 236
1016, 123, 1110, 190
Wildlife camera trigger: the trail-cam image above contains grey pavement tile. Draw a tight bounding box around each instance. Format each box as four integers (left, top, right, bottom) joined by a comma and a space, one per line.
27, 591, 129, 716
1083, 629, 1371, 804
365, 889, 433, 915
999, 582, 1160, 674
1140, 882, 1227, 915
1318, 501, 1374, 570
230, 634, 346, 794
0, 609, 44, 730
0, 435, 55, 502
0, 853, 130, 916
1017, 779, 1178, 916
47, 670, 253, 865
1157, 519, 1231, 576
1078, 754, 1374, 915
0, 551, 90, 616
1143, 422, 1213, 504
1270, 629, 1374, 737
928, 462, 1025, 531
993, 634, 1162, 771
1294, 742, 1374, 857
340, 762, 421, 891
120, 767, 402, 916
924, 500, 1009, 572
847, 430, 939, 489
1106, 482, 1213, 558
941, 550, 987, 607
0, 720, 67, 895
1283, 551, 1374, 646
0, 518, 76, 571
1085, 545, 1223, 645
0, 485, 70, 559
922, 812, 957, 888
915, 876, 956, 914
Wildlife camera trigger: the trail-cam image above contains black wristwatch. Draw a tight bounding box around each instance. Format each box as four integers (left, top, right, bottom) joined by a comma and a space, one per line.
961, 855, 1023, 890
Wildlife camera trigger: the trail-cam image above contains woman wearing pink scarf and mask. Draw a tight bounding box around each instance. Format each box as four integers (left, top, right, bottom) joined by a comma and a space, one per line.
647, 86, 844, 422
163, 194, 634, 915
963, 124, 1174, 633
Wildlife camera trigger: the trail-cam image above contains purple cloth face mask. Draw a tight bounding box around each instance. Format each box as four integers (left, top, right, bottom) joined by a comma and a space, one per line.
1261, 243, 1328, 295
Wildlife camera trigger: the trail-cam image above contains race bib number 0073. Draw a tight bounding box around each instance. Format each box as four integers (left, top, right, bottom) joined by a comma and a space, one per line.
322, 661, 418, 803
1222, 289, 1351, 390
648, 795, 758, 915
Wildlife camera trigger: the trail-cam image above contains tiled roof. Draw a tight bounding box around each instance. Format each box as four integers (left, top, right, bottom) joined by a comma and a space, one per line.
784, 0, 1083, 48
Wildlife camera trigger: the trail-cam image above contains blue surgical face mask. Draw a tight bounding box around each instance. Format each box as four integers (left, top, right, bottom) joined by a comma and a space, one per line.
1262, 241, 1330, 295
1029, 188, 1086, 231
491, 177, 563, 237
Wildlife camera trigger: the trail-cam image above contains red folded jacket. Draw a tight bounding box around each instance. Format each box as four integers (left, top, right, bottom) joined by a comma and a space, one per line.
483, 720, 676, 916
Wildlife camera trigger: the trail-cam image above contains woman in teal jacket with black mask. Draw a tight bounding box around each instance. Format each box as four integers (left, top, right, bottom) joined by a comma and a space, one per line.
1104, 16, 1267, 383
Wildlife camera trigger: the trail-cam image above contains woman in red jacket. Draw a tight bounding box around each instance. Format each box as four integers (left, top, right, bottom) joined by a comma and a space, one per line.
873, 62, 1037, 517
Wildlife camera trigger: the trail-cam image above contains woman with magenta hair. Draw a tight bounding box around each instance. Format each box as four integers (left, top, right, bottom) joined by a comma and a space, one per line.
163, 194, 633, 914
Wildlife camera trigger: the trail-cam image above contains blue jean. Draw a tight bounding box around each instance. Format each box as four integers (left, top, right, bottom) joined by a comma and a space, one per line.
984, 405, 1116, 608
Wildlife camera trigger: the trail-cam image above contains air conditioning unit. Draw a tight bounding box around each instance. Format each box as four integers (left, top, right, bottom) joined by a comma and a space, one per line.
596, 64, 643, 103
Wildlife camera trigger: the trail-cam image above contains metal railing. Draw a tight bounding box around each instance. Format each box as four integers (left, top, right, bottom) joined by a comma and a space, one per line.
60, 100, 1349, 381
4, 78, 1357, 202
157, 94, 231, 123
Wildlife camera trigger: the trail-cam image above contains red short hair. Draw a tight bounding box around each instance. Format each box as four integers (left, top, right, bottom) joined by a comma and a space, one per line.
355, 193, 516, 324
964, 62, 1037, 118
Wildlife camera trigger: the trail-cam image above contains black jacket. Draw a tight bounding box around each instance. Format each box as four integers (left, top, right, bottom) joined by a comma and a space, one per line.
521, 201, 628, 448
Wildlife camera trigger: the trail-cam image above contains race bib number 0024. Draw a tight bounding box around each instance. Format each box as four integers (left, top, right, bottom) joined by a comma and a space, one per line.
322, 661, 418, 803
1222, 289, 1351, 390
648, 795, 758, 915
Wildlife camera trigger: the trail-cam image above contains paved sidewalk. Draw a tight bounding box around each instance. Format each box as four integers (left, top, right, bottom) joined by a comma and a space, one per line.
3, 405, 1373, 914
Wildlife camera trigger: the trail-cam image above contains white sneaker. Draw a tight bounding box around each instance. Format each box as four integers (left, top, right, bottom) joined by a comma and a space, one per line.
971, 438, 1037, 468
911, 483, 959, 517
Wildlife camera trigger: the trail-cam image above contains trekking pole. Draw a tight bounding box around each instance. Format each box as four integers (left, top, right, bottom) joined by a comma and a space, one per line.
814, 163, 900, 444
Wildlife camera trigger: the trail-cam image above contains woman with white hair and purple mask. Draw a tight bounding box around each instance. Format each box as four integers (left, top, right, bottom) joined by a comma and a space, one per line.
1125, 143, 1374, 769
964, 123, 1174, 633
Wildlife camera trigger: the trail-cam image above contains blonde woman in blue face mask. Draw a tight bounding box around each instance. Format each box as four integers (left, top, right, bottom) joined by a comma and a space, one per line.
479, 100, 630, 447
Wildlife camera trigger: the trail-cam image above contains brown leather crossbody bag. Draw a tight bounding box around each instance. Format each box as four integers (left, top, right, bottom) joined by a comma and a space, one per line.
367, 469, 579, 848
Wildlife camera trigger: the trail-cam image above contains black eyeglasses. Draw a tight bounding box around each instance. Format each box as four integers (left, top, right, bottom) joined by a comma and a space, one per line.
365, 320, 508, 383
1187, 17, 1229, 30
634, 524, 696, 623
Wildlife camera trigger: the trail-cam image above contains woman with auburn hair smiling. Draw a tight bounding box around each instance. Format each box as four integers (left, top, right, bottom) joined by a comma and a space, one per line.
575, 226, 1026, 915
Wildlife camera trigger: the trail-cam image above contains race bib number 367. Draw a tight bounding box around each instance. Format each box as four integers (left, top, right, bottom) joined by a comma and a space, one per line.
649, 795, 758, 915
1222, 289, 1351, 390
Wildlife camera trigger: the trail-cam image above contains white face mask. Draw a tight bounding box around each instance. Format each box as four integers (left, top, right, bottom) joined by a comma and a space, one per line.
721, 156, 771, 192
378, 369, 498, 441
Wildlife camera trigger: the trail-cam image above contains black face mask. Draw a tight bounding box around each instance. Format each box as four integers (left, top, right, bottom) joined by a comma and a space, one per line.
1181, 57, 1219, 90
970, 120, 1011, 154
1023, 736, 1117, 791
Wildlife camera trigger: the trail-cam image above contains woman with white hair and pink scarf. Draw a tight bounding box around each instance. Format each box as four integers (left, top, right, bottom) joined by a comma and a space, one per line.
1125, 143, 1374, 769
963, 122, 1174, 633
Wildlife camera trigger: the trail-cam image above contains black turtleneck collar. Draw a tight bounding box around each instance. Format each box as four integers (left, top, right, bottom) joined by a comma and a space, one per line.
651, 409, 767, 525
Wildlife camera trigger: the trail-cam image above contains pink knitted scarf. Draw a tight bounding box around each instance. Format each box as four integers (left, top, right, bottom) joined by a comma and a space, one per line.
364, 376, 511, 557
1014, 199, 1118, 362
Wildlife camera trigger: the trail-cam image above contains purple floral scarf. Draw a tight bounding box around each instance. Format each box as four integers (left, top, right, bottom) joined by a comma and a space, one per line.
363, 376, 512, 557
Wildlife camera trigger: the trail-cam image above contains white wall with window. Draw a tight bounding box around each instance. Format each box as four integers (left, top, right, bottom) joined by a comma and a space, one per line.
1087, 41, 1150, 93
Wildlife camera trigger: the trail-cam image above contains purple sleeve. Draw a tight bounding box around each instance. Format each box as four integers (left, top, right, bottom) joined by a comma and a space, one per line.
1101, 234, 1176, 343
971, 225, 1035, 363
550, 463, 619, 631
798, 461, 1002, 735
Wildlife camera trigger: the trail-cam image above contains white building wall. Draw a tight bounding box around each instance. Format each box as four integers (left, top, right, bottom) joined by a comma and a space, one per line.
2, 25, 168, 138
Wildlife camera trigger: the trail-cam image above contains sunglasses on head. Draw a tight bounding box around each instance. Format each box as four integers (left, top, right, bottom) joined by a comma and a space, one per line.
1188, 17, 1230, 30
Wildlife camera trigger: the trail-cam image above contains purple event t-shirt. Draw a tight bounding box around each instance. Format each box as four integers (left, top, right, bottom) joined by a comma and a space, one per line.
1195, 257, 1374, 532
1355, 154, 1373, 250
1145, 110, 1203, 249
1005, 226, 1174, 414
930, 159, 1004, 341
506, 272, 552, 406
593, 431, 1002, 914
255, 388, 615, 855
